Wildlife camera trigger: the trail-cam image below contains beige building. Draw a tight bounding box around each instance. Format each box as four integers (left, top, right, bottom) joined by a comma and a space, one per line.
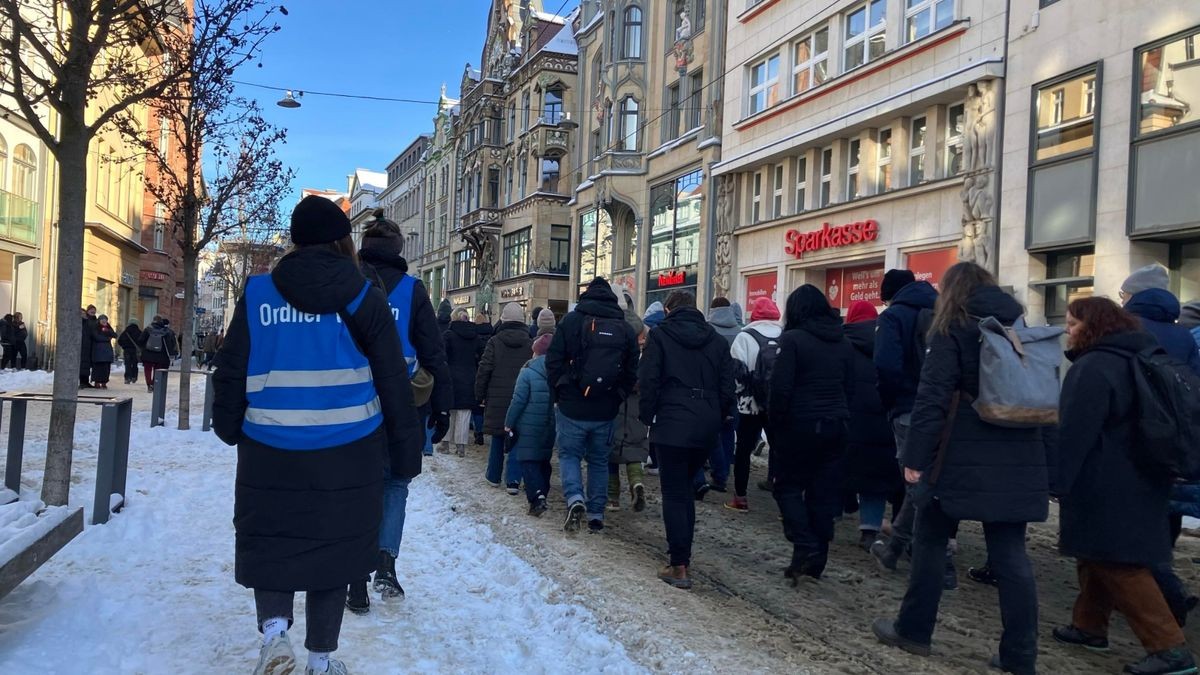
414, 89, 459, 308
570, 0, 726, 309
998, 0, 1200, 320
716, 0, 1005, 312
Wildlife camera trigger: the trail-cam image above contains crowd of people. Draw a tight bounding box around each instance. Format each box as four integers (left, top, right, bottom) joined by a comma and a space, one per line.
78, 304, 180, 391
207, 197, 1200, 675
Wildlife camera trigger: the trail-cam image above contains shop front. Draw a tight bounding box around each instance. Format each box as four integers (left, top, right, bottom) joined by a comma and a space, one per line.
645, 265, 699, 309
448, 289, 478, 319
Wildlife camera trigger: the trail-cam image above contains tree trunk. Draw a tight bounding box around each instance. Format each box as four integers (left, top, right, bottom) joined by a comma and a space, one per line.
177, 250, 198, 429
42, 133, 89, 507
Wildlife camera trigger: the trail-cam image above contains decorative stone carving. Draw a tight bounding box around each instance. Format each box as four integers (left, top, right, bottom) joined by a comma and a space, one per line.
959, 80, 999, 270
673, 39, 693, 76
676, 9, 691, 41
712, 175, 737, 301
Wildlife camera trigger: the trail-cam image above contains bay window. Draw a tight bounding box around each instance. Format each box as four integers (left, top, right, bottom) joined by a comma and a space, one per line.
649, 169, 703, 272
620, 97, 640, 151
502, 227, 531, 279
623, 6, 643, 59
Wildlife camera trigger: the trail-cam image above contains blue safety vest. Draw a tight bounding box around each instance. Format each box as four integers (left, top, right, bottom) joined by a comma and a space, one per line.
387, 274, 419, 378
242, 275, 383, 450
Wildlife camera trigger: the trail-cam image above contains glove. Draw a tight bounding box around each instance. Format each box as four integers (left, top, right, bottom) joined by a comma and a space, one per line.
429, 411, 450, 445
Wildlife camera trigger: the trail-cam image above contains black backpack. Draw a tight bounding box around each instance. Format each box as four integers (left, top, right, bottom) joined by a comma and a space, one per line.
746, 329, 781, 409
1101, 345, 1200, 480
572, 316, 628, 397
145, 326, 168, 353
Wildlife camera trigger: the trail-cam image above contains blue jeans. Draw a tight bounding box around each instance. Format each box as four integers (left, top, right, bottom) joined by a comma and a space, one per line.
556, 410, 614, 521
486, 435, 521, 486
378, 476, 412, 556
471, 411, 484, 438
422, 413, 434, 456
694, 414, 736, 490
859, 493, 888, 531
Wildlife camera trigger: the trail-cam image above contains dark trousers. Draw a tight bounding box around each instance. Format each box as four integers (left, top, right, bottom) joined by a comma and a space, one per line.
90, 361, 111, 385
895, 500, 1038, 673
254, 587, 347, 653
12, 342, 25, 369
1074, 560, 1186, 653
80, 360, 91, 386
695, 414, 737, 490
773, 458, 843, 573
1, 344, 12, 369
733, 413, 767, 498
123, 349, 138, 383
658, 444, 708, 567
521, 459, 552, 504
1151, 513, 1191, 621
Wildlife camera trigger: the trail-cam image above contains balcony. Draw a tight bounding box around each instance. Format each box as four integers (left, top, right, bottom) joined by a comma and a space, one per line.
0, 190, 39, 246
538, 126, 570, 157
459, 206, 503, 231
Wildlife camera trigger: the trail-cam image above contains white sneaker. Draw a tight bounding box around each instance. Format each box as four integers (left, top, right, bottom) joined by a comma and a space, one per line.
254, 631, 298, 675
305, 659, 348, 675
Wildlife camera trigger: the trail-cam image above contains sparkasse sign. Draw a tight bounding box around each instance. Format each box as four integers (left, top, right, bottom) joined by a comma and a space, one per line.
784, 219, 880, 259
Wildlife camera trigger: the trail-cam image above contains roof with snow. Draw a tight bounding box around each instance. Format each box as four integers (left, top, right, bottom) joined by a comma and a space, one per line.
353, 169, 387, 193
541, 11, 579, 56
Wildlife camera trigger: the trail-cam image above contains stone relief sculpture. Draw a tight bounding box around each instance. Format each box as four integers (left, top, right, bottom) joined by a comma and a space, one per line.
712, 175, 737, 300
959, 80, 999, 271
676, 10, 692, 41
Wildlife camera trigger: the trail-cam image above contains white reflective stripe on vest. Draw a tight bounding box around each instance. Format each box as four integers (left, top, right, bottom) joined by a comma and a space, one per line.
244, 397, 382, 427
245, 366, 374, 394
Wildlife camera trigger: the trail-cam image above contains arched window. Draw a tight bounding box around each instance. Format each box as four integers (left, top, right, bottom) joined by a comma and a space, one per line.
623, 7, 643, 59
0, 135, 8, 194
518, 154, 528, 200
12, 144, 36, 199
543, 86, 563, 125
507, 103, 516, 141
619, 98, 639, 151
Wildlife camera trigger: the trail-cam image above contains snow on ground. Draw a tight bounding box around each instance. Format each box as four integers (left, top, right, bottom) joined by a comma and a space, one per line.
0, 369, 55, 392
0, 371, 643, 674
0, 499, 74, 570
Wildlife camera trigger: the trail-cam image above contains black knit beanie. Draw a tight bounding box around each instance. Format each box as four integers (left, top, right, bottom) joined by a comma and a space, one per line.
361, 208, 404, 254
290, 195, 352, 246
880, 269, 917, 302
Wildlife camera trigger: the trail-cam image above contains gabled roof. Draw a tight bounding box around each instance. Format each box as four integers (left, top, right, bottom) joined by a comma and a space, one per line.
541, 12, 578, 56
352, 169, 387, 194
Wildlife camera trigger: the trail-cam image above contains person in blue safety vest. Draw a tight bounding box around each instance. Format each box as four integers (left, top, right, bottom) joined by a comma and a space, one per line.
348, 208, 452, 614
211, 195, 422, 675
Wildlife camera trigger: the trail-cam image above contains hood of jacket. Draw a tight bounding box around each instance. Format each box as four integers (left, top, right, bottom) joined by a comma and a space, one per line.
575, 282, 623, 319
1181, 301, 1200, 329
743, 319, 782, 337
448, 320, 478, 340
1067, 329, 1159, 362
889, 280, 938, 310
358, 246, 409, 275
844, 319, 877, 356
707, 305, 739, 330
437, 299, 453, 323
1125, 288, 1182, 324
270, 247, 366, 315
798, 311, 845, 343
659, 306, 720, 348
495, 321, 532, 348
643, 301, 666, 328
965, 285, 1024, 326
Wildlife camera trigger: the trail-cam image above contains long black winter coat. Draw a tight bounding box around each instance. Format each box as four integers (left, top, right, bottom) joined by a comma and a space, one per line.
905, 285, 1051, 524
444, 320, 483, 410
874, 281, 938, 416
360, 246, 452, 418
475, 321, 532, 436
1057, 330, 1172, 566
844, 320, 902, 496
91, 324, 116, 363
637, 307, 735, 449
767, 313, 855, 480
212, 246, 419, 592
118, 324, 142, 353
546, 280, 640, 421
80, 315, 97, 368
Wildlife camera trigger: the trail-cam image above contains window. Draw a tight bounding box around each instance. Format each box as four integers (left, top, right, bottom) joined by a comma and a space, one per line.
671, 0, 690, 39
0, 135, 6, 192
453, 249, 477, 288
502, 228, 531, 279
649, 169, 703, 272
751, 171, 762, 223
1137, 28, 1200, 135
846, 139, 861, 200
1040, 250, 1095, 323
819, 147, 833, 207
521, 91, 531, 131
905, 0, 953, 43
619, 97, 639, 151
153, 202, 166, 251
518, 154, 528, 199
772, 164, 784, 218
550, 225, 570, 274
794, 156, 807, 212
544, 86, 563, 125
946, 104, 965, 176
11, 144, 35, 199
97, 146, 111, 210
578, 208, 613, 281
909, 116, 927, 184
687, 70, 704, 130
748, 54, 780, 115
158, 116, 169, 156
792, 27, 829, 95
1035, 71, 1096, 161
666, 83, 682, 141
505, 164, 513, 205
844, 1, 886, 72
622, 6, 643, 59
487, 167, 500, 208
541, 157, 560, 192
508, 104, 516, 141
877, 128, 893, 191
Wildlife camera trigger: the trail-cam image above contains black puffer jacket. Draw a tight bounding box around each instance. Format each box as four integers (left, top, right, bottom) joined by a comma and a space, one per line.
436, 299, 452, 335
546, 279, 639, 421
905, 285, 1051, 524
1057, 330, 1172, 566
844, 319, 902, 496
475, 321, 533, 436
360, 245, 452, 417
637, 306, 735, 449
212, 246, 419, 592
444, 320, 483, 409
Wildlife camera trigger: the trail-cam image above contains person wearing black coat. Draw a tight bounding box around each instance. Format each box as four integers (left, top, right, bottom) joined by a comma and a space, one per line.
638, 290, 734, 590
443, 311, 484, 456
118, 320, 143, 384
476, 303, 532, 491
90, 315, 117, 388
7, 312, 27, 369
873, 263, 1049, 675
766, 285, 854, 583
80, 306, 97, 388
211, 197, 420, 674
471, 313, 494, 444
436, 298, 452, 335
0, 314, 13, 369
1053, 297, 1196, 674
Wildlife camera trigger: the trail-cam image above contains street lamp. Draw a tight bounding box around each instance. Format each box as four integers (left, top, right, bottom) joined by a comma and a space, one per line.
557, 112, 578, 130
277, 90, 302, 108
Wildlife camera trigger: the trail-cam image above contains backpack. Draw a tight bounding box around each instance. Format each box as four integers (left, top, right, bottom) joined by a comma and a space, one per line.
745, 329, 781, 409
1101, 345, 1200, 480
145, 326, 168, 353
972, 316, 1064, 428
572, 316, 627, 397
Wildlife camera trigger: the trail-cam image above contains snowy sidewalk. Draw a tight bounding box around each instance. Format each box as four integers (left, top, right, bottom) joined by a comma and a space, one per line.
0, 371, 643, 674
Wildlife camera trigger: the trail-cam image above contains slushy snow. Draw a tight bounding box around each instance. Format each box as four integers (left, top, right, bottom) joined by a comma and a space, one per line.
0, 371, 644, 674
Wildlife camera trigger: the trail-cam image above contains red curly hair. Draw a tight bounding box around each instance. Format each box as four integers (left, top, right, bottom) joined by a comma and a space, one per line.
1066, 297, 1140, 352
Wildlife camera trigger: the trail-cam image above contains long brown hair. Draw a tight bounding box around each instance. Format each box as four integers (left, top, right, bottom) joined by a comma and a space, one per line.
1066, 297, 1140, 352
930, 261, 997, 336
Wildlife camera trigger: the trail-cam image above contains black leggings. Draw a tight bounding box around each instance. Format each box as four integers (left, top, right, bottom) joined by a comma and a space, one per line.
733, 414, 767, 498
254, 587, 347, 653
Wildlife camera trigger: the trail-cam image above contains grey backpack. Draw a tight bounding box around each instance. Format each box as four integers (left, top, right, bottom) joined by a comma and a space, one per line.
973, 316, 1064, 428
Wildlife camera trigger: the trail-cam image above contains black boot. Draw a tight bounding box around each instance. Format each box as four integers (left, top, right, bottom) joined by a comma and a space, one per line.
346, 579, 370, 615
373, 551, 404, 599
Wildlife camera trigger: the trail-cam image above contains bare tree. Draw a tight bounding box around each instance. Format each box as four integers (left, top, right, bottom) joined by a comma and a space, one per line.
0, 0, 196, 505
119, 0, 291, 428
210, 219, 287, 307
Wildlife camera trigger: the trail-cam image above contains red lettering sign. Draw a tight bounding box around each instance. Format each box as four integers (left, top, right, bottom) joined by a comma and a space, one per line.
745, 272, 777, 306
824, 264, 885, 311
658, 270, 686, 287
906, 247, 958, 291
140, 270, 168, 282
784, 220, 880, 259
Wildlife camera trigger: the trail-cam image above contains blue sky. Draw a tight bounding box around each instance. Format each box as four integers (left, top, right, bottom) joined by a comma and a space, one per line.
235, 0, 578, 202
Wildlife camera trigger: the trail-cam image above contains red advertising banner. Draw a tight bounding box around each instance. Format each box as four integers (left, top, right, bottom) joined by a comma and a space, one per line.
906, 247, 959, 291
745, 272, 778, 307
825, 264, 885, 311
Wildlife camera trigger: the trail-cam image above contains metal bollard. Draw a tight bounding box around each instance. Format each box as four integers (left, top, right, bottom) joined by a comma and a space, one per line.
150, 369, 168, 427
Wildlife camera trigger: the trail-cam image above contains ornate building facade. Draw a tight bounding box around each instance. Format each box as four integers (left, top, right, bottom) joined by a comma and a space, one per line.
414, 88, 459, 308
